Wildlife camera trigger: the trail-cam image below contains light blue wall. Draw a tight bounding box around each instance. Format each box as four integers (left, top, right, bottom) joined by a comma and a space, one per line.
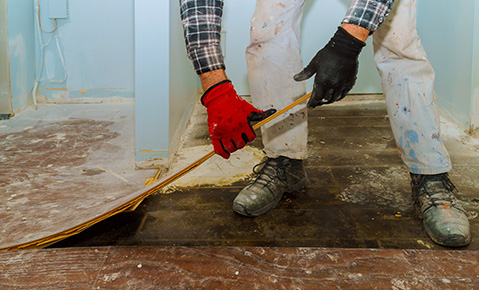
168, 0, 199, 156
0, 0, 12, 115
36, 0, 134, 100
417, 0, 477, 128
8, 0, 36, 113
135, 0, 170, 166
221, 0, 382, 95
221, 0, 255, 95
472, 1, 479, 130
134, 0, 198, 166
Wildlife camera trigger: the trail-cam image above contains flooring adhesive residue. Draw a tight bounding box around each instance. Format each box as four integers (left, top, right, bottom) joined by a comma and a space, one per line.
338, 167, 412, 211
338, 115, 479, 213
441, 114, 479, 149
158, 145, 265, 193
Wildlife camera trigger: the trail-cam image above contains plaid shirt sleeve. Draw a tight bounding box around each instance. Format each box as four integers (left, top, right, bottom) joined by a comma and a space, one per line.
179, 0, 225, 75
342, 0, 395, 32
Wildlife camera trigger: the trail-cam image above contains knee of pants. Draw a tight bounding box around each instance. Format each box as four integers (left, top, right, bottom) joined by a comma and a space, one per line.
249, 17, 279, 48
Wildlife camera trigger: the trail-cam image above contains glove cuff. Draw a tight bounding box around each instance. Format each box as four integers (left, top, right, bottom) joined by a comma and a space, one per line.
328, 26, 366, 59
201, 80, 232, 106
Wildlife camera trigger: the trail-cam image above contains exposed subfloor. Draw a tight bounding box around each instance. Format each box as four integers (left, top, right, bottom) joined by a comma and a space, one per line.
35, 96, 479, 251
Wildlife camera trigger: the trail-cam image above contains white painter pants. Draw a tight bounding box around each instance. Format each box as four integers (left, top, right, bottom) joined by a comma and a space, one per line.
246, 0, 452, 174
373, 0, 451, 174
246, 0, 308, 160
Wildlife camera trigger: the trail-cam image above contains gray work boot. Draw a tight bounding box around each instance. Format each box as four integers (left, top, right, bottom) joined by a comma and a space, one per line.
233, 156, 307, 217
411, 173, 471, 247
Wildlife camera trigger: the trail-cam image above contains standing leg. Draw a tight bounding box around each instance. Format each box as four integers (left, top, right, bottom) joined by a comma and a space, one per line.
373, 0, 470, 247
233, 0, 308, 217
246, 0, 308, 160
373, 0, 451, 175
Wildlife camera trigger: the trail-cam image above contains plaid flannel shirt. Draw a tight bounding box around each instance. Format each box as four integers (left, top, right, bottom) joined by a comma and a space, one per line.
180, 0, 394, 75
343, 0, 395, 32
180, 0, 225, 75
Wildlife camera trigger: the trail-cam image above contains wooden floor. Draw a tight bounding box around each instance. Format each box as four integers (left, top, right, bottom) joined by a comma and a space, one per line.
1, 98, 479, 288
51, 97, 479, 250
1, 246, 478, 289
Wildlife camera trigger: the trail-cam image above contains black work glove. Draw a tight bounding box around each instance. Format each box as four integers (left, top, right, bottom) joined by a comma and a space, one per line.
294, 27, 366, 108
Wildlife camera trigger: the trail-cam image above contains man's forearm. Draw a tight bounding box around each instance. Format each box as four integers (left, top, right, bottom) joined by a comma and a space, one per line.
200, 69, 228, 92
180, 0, 226, 75
340, 23, 370, 42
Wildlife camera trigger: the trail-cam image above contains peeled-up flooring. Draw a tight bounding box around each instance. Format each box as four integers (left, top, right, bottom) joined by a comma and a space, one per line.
1, 98, 479, 288
0, 104, 154, 250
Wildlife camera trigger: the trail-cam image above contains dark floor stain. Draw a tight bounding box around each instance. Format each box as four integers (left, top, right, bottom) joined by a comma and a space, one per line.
82, 168, 106, 176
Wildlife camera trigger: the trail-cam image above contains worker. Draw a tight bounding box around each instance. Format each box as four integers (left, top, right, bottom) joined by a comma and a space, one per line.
179, 0, 471, 247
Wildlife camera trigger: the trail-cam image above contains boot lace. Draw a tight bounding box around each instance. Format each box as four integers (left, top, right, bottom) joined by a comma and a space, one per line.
251, 157, 287, 188
411, 173, 457, 209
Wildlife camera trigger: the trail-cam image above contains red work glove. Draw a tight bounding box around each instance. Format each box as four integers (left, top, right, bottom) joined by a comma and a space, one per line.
202, 80, 273, 159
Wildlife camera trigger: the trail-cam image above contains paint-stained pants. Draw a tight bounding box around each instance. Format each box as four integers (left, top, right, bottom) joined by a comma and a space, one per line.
246, 0, 308, 160
246, 0, 452, 174
372, 0, 451, 174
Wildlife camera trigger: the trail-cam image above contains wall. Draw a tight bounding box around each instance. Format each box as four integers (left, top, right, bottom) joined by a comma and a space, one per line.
168, 0, 199, 160
134, 0, 198, 168
417, 0, 478, 129
472, 1, 479, 130
221, 0, 255, 95
7, 0, 36, 113
0, 0, 11, 115
36, 0, 134, 102
221, 0, 382, 95
134, 0, 169, 167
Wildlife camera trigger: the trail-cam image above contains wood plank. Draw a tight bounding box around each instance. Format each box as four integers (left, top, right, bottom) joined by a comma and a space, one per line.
1, 246, 478, 289
0, 247, 109, 289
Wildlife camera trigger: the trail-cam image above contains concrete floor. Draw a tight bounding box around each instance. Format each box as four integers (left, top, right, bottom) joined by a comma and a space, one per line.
15, 96, 474, 251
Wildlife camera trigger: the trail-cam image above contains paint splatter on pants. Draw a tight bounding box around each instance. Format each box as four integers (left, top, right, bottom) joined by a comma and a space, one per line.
246, 0, 452, 174
246, 0, 308, 160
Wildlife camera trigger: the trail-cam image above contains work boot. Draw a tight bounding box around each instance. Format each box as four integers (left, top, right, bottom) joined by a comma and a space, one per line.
411, 173, 471, 247
233, 156, 307, 217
